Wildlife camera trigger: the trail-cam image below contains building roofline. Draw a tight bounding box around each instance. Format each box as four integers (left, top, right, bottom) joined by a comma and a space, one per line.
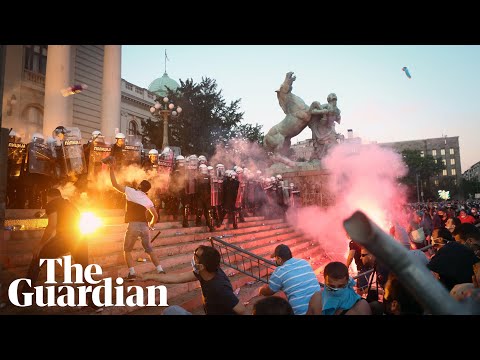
379, 136, 459, 145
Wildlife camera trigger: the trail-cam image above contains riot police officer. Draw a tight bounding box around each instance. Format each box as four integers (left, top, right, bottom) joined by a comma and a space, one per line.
183, 155, 199, 228
6, 130, 27, 208
168, 155, 186, 222
143, 149, 159, 171
21, 133, 55, 209
220, 170, 240, 229
196, 164, 214, 231
84, 130, 102, 168
198, 155, 208, 166
111, 132, 126, 166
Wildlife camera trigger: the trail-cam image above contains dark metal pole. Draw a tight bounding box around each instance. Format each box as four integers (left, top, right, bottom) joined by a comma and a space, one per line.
0, 45, 7, 230
344, 210, 475, 315
0, 45, 8, 283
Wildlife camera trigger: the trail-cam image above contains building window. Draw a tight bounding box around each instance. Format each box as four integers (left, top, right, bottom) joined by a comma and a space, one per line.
432, 149, 437, 156
449, 148, 454, 155
453, 179, 457, 185
434, 159, 437, 164
442, 169, 447, 176
23, 106, 44, 141
434, 179, 439, 186
135, 87, 143, 95
126, 83, 133, 90
450, 158, 455, 165
128, 120, 138, 135
442, 159, 446, 166
24, 45, 48, 75
441, 148, 445, 156
451, 169, 456, 176
420, 151, 424, 157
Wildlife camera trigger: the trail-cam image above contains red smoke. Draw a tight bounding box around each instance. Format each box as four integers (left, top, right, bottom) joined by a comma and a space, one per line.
288, 142, 409, 262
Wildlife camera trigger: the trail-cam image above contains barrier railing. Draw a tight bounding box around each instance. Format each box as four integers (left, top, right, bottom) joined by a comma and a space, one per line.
209, 236, 277, 284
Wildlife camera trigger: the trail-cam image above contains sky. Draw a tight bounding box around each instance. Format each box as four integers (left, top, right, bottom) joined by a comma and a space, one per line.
121, 45, 480, 172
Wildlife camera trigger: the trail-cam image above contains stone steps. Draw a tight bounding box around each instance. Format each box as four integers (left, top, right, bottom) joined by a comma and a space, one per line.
1, 210, 330, 315
5, 218, 286, 256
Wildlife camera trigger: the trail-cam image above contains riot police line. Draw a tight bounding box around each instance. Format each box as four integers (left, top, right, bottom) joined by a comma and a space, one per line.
6, 127, 302, 229
6, 127, 144, 209
145, 153, 303, 231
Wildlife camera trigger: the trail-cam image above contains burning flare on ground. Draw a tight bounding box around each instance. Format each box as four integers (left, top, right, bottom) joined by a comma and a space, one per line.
79, 212, 103, 235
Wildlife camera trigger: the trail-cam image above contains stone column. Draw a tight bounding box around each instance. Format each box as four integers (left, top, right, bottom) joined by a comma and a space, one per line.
101, 45, 122, 137
43, 45, 72, 136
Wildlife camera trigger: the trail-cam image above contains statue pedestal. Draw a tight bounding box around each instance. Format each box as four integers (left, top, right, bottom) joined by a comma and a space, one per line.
268, 162, 333, 208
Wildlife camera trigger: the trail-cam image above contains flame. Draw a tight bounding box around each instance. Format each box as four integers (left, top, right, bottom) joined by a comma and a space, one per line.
79, 212, 103, 235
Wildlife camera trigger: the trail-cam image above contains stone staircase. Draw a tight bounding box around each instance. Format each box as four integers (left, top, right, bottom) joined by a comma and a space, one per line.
0, 209, 331, 315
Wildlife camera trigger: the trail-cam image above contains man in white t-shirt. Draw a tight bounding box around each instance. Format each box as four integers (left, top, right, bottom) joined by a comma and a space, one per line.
109, 164, 166, 281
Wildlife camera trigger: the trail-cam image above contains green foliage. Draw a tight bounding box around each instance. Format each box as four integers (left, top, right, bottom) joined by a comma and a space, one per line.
461, 178, 480, 199
141, 77, 264, 157
400, 149, 447, 201
401, 149, 444, 184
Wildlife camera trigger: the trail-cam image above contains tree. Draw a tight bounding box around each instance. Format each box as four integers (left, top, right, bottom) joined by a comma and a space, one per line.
401, 149, 445, 201
141, 77, 263, 157
460, 178, 480, 199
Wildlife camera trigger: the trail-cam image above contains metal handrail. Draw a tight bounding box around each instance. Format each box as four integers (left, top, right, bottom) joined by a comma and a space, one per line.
209, 236, 277, 284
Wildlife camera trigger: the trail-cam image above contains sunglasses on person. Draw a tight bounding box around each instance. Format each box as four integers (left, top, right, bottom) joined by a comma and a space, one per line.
360, 253, 370, 258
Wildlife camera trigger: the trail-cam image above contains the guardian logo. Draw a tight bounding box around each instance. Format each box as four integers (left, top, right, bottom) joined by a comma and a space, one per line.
8, 256, 168, 308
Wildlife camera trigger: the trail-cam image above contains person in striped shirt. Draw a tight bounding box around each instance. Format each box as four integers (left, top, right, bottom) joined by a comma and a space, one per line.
258, 244, 320, 315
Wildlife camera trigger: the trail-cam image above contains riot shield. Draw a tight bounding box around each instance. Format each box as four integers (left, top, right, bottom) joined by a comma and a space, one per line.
87, 135, 112, 182
282, 181, 290, 206
8, 141, 27, 178
210, 177, 218, 206
54, 127, 87, 179
123, 134, 142, 167
28, 140, 55, 177
235, 173, 246, 209
157, 156, 174, 194
185, 156, 199, 195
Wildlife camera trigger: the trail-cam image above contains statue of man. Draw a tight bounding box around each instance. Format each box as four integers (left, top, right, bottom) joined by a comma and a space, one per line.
264, 72, 327, 165
308, 93, 341, 161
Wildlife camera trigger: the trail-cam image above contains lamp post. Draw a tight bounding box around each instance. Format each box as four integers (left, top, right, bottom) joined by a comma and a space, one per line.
149, 97, 182, 149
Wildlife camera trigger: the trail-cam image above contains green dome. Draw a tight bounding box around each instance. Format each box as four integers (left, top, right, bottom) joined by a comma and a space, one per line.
148, 72, 180, 97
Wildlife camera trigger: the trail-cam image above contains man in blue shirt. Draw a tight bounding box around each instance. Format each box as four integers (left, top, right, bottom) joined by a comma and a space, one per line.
258, 244, 320, 315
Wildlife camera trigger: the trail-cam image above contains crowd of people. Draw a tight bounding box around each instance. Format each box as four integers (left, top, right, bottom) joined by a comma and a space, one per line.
9, 126, 480, 314
153, 201, 480, 315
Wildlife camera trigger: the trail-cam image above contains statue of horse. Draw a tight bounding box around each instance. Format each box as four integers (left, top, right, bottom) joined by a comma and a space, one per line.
263, 72, 312, 156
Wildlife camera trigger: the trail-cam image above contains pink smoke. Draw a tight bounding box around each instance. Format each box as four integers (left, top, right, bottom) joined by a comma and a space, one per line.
209, 138, 269, 171
288, 142, 410, 263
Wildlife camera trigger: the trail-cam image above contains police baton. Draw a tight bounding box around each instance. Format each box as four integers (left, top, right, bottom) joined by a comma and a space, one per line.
150, 227, 162, 243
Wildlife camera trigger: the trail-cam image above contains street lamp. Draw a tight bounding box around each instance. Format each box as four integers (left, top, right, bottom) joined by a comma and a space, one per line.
149, 96, 182, 149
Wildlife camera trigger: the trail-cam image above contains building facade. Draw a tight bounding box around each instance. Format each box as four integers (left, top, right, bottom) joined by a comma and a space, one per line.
291, 139, 314, 161
1, 45, 179, 145
463, 161, 480, 182
380, 136, 462, 186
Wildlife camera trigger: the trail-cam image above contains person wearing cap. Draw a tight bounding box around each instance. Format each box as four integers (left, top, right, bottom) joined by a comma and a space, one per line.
111, 132, 126, 167
143, 149, 159, 171
408, 210, 428, 250
84, 130, 102, 168
258, 244, 320, 315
